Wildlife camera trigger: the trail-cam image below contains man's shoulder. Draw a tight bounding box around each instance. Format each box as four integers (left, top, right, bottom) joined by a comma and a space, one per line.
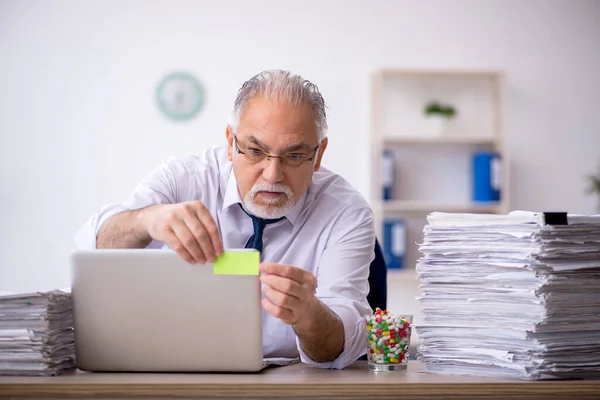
310, 166, 372, 218
157, 146, 230, 202
163, 145, 229, 175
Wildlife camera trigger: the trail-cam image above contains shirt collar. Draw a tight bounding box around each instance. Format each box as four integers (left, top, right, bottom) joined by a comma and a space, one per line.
221, 168, 308, 226
222, 167, 243, 211
284, 190, 307, 226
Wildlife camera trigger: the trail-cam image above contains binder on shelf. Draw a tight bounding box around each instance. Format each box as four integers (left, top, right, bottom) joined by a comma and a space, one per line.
383, 218, 406, 269
382, 149, 394, 201
472, 150, 501, 202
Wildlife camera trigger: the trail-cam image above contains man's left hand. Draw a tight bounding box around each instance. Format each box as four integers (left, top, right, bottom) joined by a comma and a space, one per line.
259, 262, 318, 326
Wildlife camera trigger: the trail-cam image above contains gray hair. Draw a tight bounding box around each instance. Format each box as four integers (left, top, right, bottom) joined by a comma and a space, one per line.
229, 70, 328, 142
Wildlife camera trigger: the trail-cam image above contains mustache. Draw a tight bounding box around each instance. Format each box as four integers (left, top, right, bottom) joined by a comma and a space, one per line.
249, 182, 293, 198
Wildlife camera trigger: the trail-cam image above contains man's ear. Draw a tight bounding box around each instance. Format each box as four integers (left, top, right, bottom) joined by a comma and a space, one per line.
226, 125, 234, 161
313, 137, 328, 172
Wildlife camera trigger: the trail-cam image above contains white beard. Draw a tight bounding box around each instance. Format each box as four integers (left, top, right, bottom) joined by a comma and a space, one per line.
243, 182, 295, 219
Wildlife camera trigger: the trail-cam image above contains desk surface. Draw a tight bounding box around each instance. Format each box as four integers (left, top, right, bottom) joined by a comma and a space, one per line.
1, 361, 599, 399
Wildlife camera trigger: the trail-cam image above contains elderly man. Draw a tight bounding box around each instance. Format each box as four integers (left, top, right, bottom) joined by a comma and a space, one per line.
74, 70, 375, 369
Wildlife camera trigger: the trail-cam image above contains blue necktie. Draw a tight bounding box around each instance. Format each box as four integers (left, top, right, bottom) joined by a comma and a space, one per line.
239, 204, 285, 253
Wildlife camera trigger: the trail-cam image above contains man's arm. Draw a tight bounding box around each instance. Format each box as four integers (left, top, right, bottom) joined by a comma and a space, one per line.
74, 156, 223, 264
96, 207, 155, 249
292, 298, 344, 363
74, 159, 180, 251
260, 263, 344, 362
259, 207, 375, 367
95, 200, 223, 264
300, 207, 375, 368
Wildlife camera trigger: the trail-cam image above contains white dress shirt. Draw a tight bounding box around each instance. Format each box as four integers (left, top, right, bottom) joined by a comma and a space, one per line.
74, 145, 375, 369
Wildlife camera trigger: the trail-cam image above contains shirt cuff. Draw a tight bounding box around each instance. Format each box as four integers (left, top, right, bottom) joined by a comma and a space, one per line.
73, 205, 130, 249
295, 303, 367, 369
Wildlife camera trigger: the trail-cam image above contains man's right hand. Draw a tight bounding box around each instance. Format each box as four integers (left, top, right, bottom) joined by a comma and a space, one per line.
142, 201, 223, 264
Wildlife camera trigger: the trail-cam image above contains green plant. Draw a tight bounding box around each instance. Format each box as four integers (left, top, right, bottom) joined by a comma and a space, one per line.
424, 101, 457, 118
586, 163, 600, 211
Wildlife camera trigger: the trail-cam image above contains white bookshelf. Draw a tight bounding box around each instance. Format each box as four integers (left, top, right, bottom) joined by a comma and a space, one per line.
373, 200, 503, 214
382, 136, 498, 146
370, 68, 509, 248
369, 69, 510, 329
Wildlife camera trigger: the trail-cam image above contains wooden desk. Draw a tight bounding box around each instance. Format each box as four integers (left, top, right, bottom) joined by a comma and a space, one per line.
1, 361, 599, 400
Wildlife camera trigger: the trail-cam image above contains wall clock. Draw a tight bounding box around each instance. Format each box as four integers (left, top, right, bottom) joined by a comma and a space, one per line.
155, 72, 205, 121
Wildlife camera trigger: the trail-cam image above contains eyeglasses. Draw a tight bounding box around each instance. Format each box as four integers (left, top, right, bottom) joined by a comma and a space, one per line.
234, 134, 319, 168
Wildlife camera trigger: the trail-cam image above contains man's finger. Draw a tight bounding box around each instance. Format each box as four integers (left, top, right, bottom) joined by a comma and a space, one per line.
260, 274, 302, 300
171, 218, 206, 264
184, 216, 216, 263
163, 227, 196, 264
261, 298, 295, 324
263, 285, 299, 309
195, 206, 223, 257
260, 262, 309, 284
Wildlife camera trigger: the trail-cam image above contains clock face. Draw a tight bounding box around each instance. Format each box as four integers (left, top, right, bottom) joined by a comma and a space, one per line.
156, 72, 204, 121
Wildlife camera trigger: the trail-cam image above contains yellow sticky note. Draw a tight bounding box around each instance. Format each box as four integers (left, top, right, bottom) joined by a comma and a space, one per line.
213, 250, 260, 275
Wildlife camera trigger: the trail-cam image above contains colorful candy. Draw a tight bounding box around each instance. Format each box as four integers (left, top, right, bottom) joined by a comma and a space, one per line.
366, 308, 411, 365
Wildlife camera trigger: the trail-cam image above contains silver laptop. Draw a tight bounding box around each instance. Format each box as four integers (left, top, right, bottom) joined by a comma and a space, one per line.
70, 249, 264, 372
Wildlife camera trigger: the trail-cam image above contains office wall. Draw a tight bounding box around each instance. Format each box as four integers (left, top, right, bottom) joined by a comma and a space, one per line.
1, 0, 599, 292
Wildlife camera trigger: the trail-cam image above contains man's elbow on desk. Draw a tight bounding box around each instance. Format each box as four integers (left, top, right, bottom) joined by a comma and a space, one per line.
295, 302, 368, 370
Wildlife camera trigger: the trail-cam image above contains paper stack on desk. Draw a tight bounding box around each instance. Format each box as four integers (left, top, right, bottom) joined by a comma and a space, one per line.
0, 290, 75, 376
415, 211, 600, 380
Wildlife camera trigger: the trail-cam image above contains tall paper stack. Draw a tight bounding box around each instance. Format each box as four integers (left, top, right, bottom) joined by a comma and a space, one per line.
0, 290, 75, 376
416, 211, 600, 380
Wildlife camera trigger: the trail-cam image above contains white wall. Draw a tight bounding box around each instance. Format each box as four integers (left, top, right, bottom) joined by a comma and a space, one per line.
1, 0, 599, 292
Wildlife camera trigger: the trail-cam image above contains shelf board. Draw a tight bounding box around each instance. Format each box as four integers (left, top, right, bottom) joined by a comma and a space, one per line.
377, 200, 503, 214
377, 68, 502, 79
387, 268, 418, 280
381, 136, 498, 146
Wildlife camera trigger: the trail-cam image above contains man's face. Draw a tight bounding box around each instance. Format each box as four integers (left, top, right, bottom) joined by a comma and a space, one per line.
226, 95, 328, 219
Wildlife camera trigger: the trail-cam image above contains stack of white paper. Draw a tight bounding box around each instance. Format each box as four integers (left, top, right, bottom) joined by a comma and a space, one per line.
0, 290, 75, 376
416, 211, 600, 380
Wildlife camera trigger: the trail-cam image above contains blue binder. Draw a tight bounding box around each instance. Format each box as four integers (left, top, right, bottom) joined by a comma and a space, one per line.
383, 218, 406, 269
382, 149, 394, 201
472, 151, 501, 202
